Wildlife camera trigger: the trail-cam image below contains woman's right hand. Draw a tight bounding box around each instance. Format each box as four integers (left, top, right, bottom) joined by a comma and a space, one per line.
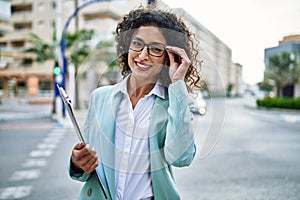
71, 142, 99, 174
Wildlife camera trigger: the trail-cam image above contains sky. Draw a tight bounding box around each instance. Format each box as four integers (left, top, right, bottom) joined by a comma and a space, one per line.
163, 0, 300, 84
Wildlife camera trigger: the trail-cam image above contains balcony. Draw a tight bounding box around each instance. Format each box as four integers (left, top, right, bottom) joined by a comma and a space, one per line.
13, 22, 32, 32
11, 3, 32, 12
0, 21, 13, 34
11, 0, 34, 6
11, 11, 33, 22
81, 2, 122, 21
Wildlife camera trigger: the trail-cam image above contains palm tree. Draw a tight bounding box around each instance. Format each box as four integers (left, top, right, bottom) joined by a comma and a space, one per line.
65, 29, 95, 109
23, 33, 55, 63
265, 52, 299, 97
24, 30, 119, 110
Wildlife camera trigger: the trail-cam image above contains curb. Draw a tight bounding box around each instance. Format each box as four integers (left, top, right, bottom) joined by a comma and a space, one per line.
50, 114, 74, 129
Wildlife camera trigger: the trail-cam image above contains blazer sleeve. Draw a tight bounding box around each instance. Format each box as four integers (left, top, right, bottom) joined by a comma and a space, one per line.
164, 80, 196, 167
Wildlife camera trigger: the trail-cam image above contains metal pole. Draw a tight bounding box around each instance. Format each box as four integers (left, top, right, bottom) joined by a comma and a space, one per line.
53, 0, 62, 114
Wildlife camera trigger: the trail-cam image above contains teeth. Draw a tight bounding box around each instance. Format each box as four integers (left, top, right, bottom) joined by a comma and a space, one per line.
137, 62, 151, 69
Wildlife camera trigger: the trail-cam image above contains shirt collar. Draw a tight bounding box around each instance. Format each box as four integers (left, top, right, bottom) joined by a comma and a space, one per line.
112, 75, 165, 99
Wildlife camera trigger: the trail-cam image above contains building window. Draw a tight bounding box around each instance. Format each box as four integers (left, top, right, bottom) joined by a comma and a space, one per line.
0, 79, 3, 90
0, 42, 7, 49
38, 2, 46, 11
38, 20, 45, 29
51, 20, 55, 28
11, 4, 32, 14
52, 1, 56, 9
11, 40, 25, 48
22, 58, 33, 67
39, 80, 51, 91
14, 22, 32, 32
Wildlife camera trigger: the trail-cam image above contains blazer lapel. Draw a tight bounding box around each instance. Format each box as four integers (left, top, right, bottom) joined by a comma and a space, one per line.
99, 91, 123, 199
149, 95, 169, 170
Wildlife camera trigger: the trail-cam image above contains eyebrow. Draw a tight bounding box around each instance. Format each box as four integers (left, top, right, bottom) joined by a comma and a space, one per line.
132, 37, 166, 46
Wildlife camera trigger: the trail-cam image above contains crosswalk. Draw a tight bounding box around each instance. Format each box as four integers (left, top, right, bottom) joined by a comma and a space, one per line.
0, 128, 68, 200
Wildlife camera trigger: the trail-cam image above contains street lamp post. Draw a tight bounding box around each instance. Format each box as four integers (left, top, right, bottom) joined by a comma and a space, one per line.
60, 0, 111, 117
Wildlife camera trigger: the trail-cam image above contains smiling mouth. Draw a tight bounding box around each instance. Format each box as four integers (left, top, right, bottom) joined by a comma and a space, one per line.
136, 62, 152, 70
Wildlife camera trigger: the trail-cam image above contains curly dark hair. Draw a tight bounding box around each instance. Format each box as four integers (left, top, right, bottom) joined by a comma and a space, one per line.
115, 5, 201, 92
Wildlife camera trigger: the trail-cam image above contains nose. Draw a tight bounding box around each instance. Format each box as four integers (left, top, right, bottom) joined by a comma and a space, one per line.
138, 46, 149, 60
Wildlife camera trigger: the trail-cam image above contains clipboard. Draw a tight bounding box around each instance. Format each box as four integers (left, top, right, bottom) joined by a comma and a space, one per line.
57, 84, 85, 143
57, 84, 108, 199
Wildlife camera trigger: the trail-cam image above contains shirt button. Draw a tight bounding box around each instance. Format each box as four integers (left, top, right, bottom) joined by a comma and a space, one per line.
87, 188, 92, 197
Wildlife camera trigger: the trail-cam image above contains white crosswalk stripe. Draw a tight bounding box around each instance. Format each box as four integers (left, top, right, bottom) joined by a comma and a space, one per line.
0, 128, 68, 199
0, 186, 32, 199
29, 149, 53, 157
37, 143, 57, 150
9, 169, 41, 181
21, 158, 47, 168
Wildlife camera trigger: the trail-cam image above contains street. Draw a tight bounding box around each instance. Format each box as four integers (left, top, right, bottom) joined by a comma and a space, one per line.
0, 97, 300, 200
175, 98, 300, 200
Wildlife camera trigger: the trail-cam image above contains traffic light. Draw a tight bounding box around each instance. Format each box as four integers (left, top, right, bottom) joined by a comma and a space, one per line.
53, 61, 61, 76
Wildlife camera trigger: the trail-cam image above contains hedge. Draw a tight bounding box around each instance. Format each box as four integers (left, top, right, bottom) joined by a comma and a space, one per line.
256, 97, 300, 110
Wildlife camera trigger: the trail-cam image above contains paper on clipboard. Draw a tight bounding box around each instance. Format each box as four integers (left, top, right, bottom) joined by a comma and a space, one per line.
56, 84, 108, 199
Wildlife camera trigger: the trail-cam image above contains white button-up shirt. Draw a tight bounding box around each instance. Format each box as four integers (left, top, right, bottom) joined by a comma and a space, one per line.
114, 76, 165, 200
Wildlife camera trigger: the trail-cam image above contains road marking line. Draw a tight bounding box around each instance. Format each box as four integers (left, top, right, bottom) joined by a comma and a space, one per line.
0, 186, 32, 199
50, 128, 67, 133
9, 169, 41, 181
48, 131, 66, 136
42, 137, 62, 144
37, 143, 57, 150
0, 129, 68, 199
21, 158, 47, 168
29, 150, 53, 157
280, 114, 300, 124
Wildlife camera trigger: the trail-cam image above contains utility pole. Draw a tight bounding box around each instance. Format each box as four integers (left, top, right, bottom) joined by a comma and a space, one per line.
53, 0, 62, 114
74, 0, 80, 109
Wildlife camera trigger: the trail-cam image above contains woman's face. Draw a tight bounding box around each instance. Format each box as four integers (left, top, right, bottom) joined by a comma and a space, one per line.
128, 25, 167, 82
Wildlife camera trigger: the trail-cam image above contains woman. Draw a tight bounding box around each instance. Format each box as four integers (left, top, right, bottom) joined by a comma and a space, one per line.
69, 5, 201, 200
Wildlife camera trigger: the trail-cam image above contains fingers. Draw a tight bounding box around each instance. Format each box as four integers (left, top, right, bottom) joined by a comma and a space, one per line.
71, 143, 99, 174
166, 46, 191, 65
166, 46, 191, 82
74, 141, 85, 150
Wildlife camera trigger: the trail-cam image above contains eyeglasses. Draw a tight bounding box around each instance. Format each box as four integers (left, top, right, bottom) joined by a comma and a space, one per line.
129, 38, 166, 57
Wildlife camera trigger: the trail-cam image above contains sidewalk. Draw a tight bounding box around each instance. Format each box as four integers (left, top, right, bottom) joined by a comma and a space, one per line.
52, 108, 88, 130
0, 97, 53, 121
1, 96, 300, 125
242, 95, 300, 124
0, 96, 88, 128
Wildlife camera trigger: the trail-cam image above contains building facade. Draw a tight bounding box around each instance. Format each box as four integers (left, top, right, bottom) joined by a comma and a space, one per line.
264, 34, 300, 97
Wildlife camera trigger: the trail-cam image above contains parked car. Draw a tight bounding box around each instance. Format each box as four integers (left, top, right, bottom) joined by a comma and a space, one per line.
192, 91, 207, 115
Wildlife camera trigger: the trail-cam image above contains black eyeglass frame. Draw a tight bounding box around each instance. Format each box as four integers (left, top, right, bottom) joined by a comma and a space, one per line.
129, 37, 167, 57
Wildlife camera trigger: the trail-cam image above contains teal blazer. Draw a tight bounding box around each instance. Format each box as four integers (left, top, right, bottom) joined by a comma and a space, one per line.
69, 80, 196, 200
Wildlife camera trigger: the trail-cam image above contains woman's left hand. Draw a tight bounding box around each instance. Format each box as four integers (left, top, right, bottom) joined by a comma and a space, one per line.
166, 46, 191, 83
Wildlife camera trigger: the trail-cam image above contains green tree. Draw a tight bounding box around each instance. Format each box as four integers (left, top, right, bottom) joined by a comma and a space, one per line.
257, 79, 273, 92
23, 30, 118, 110
265, 52, 299, 97
65, 29, 95, 109
23, 33, 55, 63
24, 30, 96, 109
